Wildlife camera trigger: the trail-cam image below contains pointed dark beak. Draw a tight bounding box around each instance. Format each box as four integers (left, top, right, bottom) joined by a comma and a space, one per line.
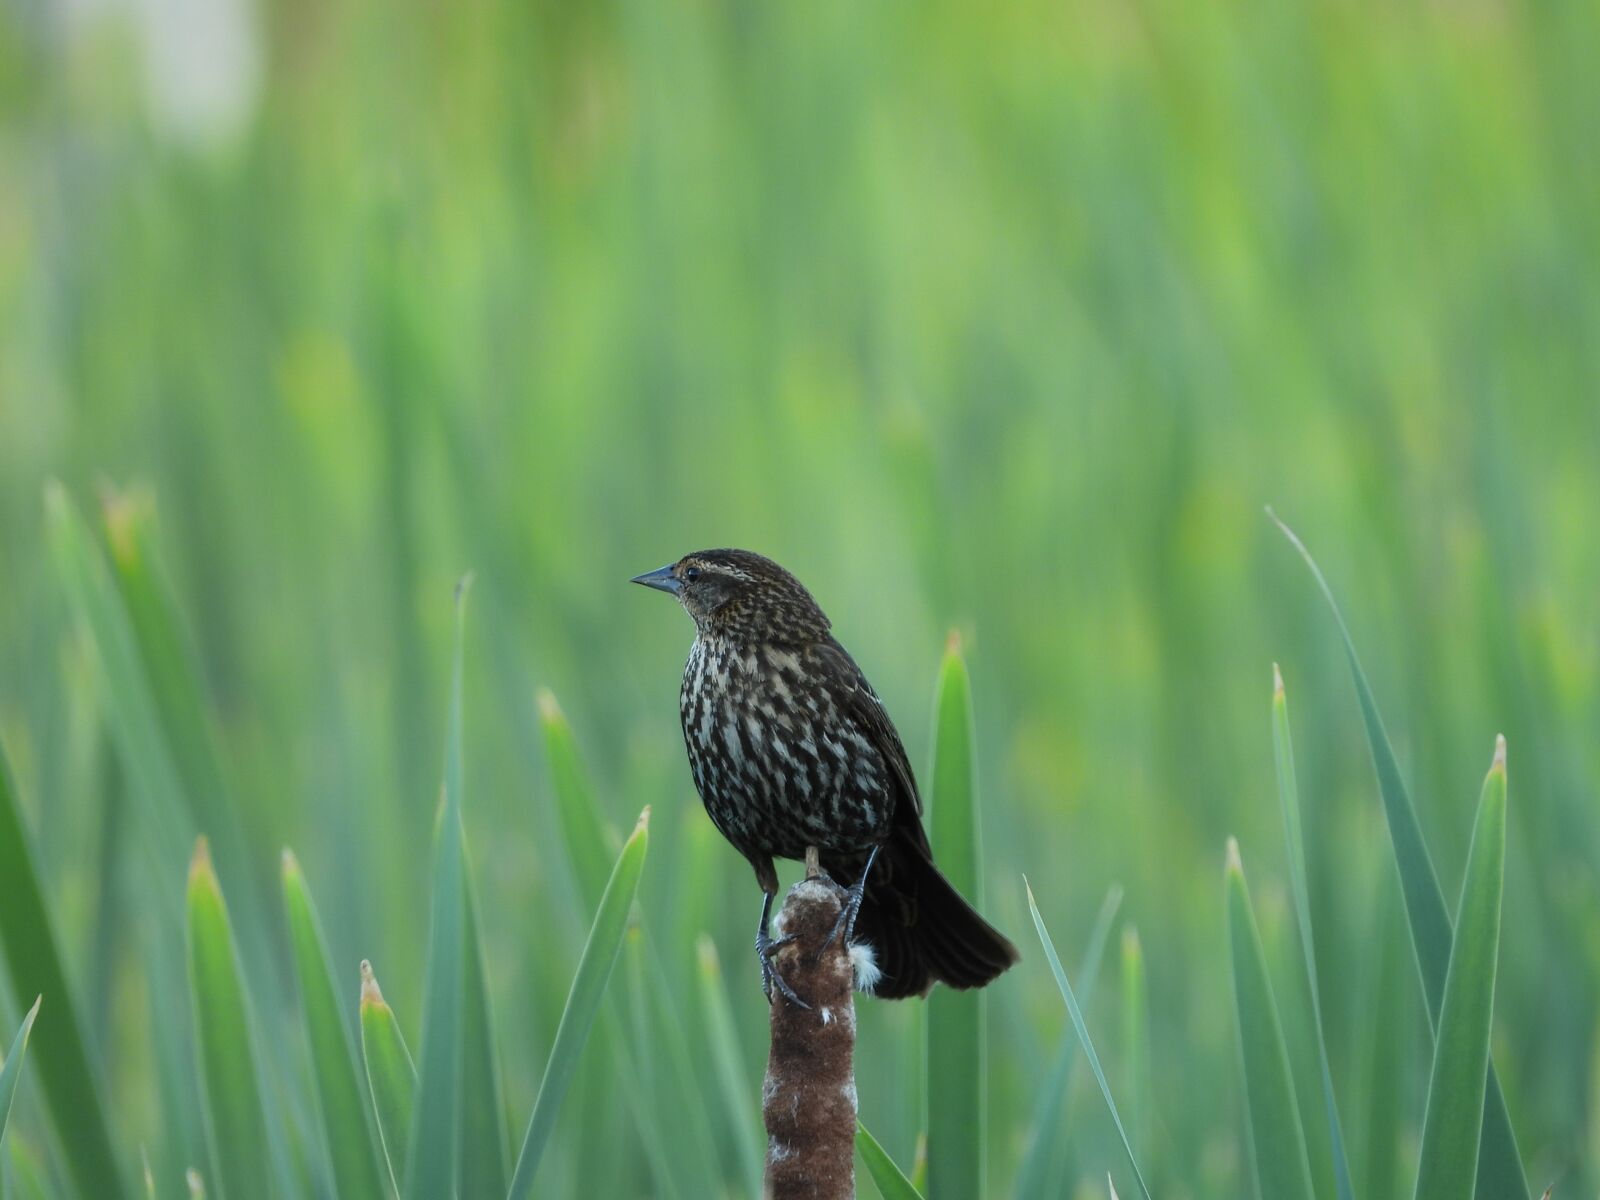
630, 564, 681, 595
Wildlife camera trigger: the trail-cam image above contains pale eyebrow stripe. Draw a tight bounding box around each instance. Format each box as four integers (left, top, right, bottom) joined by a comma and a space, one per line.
701, 564, 754, 582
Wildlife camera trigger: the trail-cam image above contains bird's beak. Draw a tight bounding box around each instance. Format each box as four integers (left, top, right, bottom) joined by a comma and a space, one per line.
630, 565, 681, 595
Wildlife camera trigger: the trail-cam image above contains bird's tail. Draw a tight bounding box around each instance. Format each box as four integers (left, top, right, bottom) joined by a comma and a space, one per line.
832, 831, 1020, 1000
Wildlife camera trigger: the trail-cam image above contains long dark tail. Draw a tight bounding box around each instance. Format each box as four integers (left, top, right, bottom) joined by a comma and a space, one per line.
826, 830, 1020, 1000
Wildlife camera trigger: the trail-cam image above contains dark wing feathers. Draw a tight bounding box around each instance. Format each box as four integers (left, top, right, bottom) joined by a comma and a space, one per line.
811, 637, 924, 821
808, 637, 1019, 997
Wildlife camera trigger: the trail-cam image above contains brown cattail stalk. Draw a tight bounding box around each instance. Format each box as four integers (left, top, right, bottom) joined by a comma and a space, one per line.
763, 850, 857, 1199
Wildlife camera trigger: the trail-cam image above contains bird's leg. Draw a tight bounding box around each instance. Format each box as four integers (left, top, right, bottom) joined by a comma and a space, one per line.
819, 843, 880, 957
756, 889, 809, 1009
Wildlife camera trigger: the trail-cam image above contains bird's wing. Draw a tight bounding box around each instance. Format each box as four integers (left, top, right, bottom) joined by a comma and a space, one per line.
811, 638, 926, 825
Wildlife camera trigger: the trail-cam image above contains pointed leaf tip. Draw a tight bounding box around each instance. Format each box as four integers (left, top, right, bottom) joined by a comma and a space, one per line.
1272, 662, 1284, 698
1266, 507, 1302, 548
695, 934, 719, 975
101, 489, 142, 565
536, 688, 562, 723
1225, 836, 1243, 873
1492, 734, 1507, 774
27, 995, 41, 1021
945, 629, 963, 656
634, 805, 651, 834
189, 836, 215, 885
281, 847, 300, 877
360, 960, 385, 1007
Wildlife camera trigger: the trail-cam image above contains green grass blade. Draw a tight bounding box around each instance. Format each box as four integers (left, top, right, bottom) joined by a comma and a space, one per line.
603, 1003, 682, 1200
97, 487, 216, 778
52, 483, 236, 1188
1273, 665, 1356, 1200
1121, 927, 1149, 1161
1273, 512, 1526, 1199
459, 854, 508, 1198
403, 579, 472, 1200
695, 936, 762, 1199
1359, 884, 1405, 1197
1015, 885, 1123, 1200
149, 927, 209, 1191
0, 998, 41, 1144
540, 692, 702, 1194
622, 928, 721, 1193
537, 693, 693, 1194
507, 807, 650, 1200
1413, 740, 1508, 1200
856, 1121, 925, 1200
670, 810, 720, 984
537, 689, 619, 914
98, 490, 246, 889
926, 635, 984, 1200
0, 741, 125, 1198
359, 962, 416, 1192
6, 1139, 49, 1200
99, 492, 286, 1022
281, 851, 388, 1200
187, 839, 273, 1200
1225, 838, 1316, 1200
1026, 880, 1153, 1200
46, 482, 190, 864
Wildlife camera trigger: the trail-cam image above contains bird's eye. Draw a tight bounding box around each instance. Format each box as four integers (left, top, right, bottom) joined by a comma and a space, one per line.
684, 567, 701, 582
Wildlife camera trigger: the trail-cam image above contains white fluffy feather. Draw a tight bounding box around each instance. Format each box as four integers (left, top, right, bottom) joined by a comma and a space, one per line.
849, 939, 881, 994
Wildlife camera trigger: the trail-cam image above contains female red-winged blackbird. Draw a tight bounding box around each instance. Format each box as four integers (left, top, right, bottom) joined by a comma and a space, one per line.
633, 549, 1019, 1002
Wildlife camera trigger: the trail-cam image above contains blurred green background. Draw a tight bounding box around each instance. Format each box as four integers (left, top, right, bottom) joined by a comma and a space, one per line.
2, 0, 1598, 1194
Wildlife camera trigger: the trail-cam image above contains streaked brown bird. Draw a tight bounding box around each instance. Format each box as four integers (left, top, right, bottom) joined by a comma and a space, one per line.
632, 549, 1019, 1002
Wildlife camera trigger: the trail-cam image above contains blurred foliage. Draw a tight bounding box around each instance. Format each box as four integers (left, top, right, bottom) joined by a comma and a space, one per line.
0, 0, 1597, 1193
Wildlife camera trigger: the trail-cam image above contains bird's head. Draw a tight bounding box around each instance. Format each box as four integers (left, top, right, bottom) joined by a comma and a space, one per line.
631, 549, 830, 642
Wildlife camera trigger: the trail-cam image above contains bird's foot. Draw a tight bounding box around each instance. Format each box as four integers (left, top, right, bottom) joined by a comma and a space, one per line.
817, 845, 878, 961
817, 882, 866, 961
756, 929, 808, 1009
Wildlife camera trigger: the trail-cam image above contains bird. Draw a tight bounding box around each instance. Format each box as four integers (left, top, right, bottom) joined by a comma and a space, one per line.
632, 548, 1019, 1002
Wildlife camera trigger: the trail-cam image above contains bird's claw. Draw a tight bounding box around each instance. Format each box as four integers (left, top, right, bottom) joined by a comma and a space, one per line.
760, 933, 797, 957
756, 930, 809, 1009
816, 879, 867, 962
815, 845, 878, 963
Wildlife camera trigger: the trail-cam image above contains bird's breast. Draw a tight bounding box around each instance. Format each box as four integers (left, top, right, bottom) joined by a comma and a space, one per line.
678, 636, 890, 857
